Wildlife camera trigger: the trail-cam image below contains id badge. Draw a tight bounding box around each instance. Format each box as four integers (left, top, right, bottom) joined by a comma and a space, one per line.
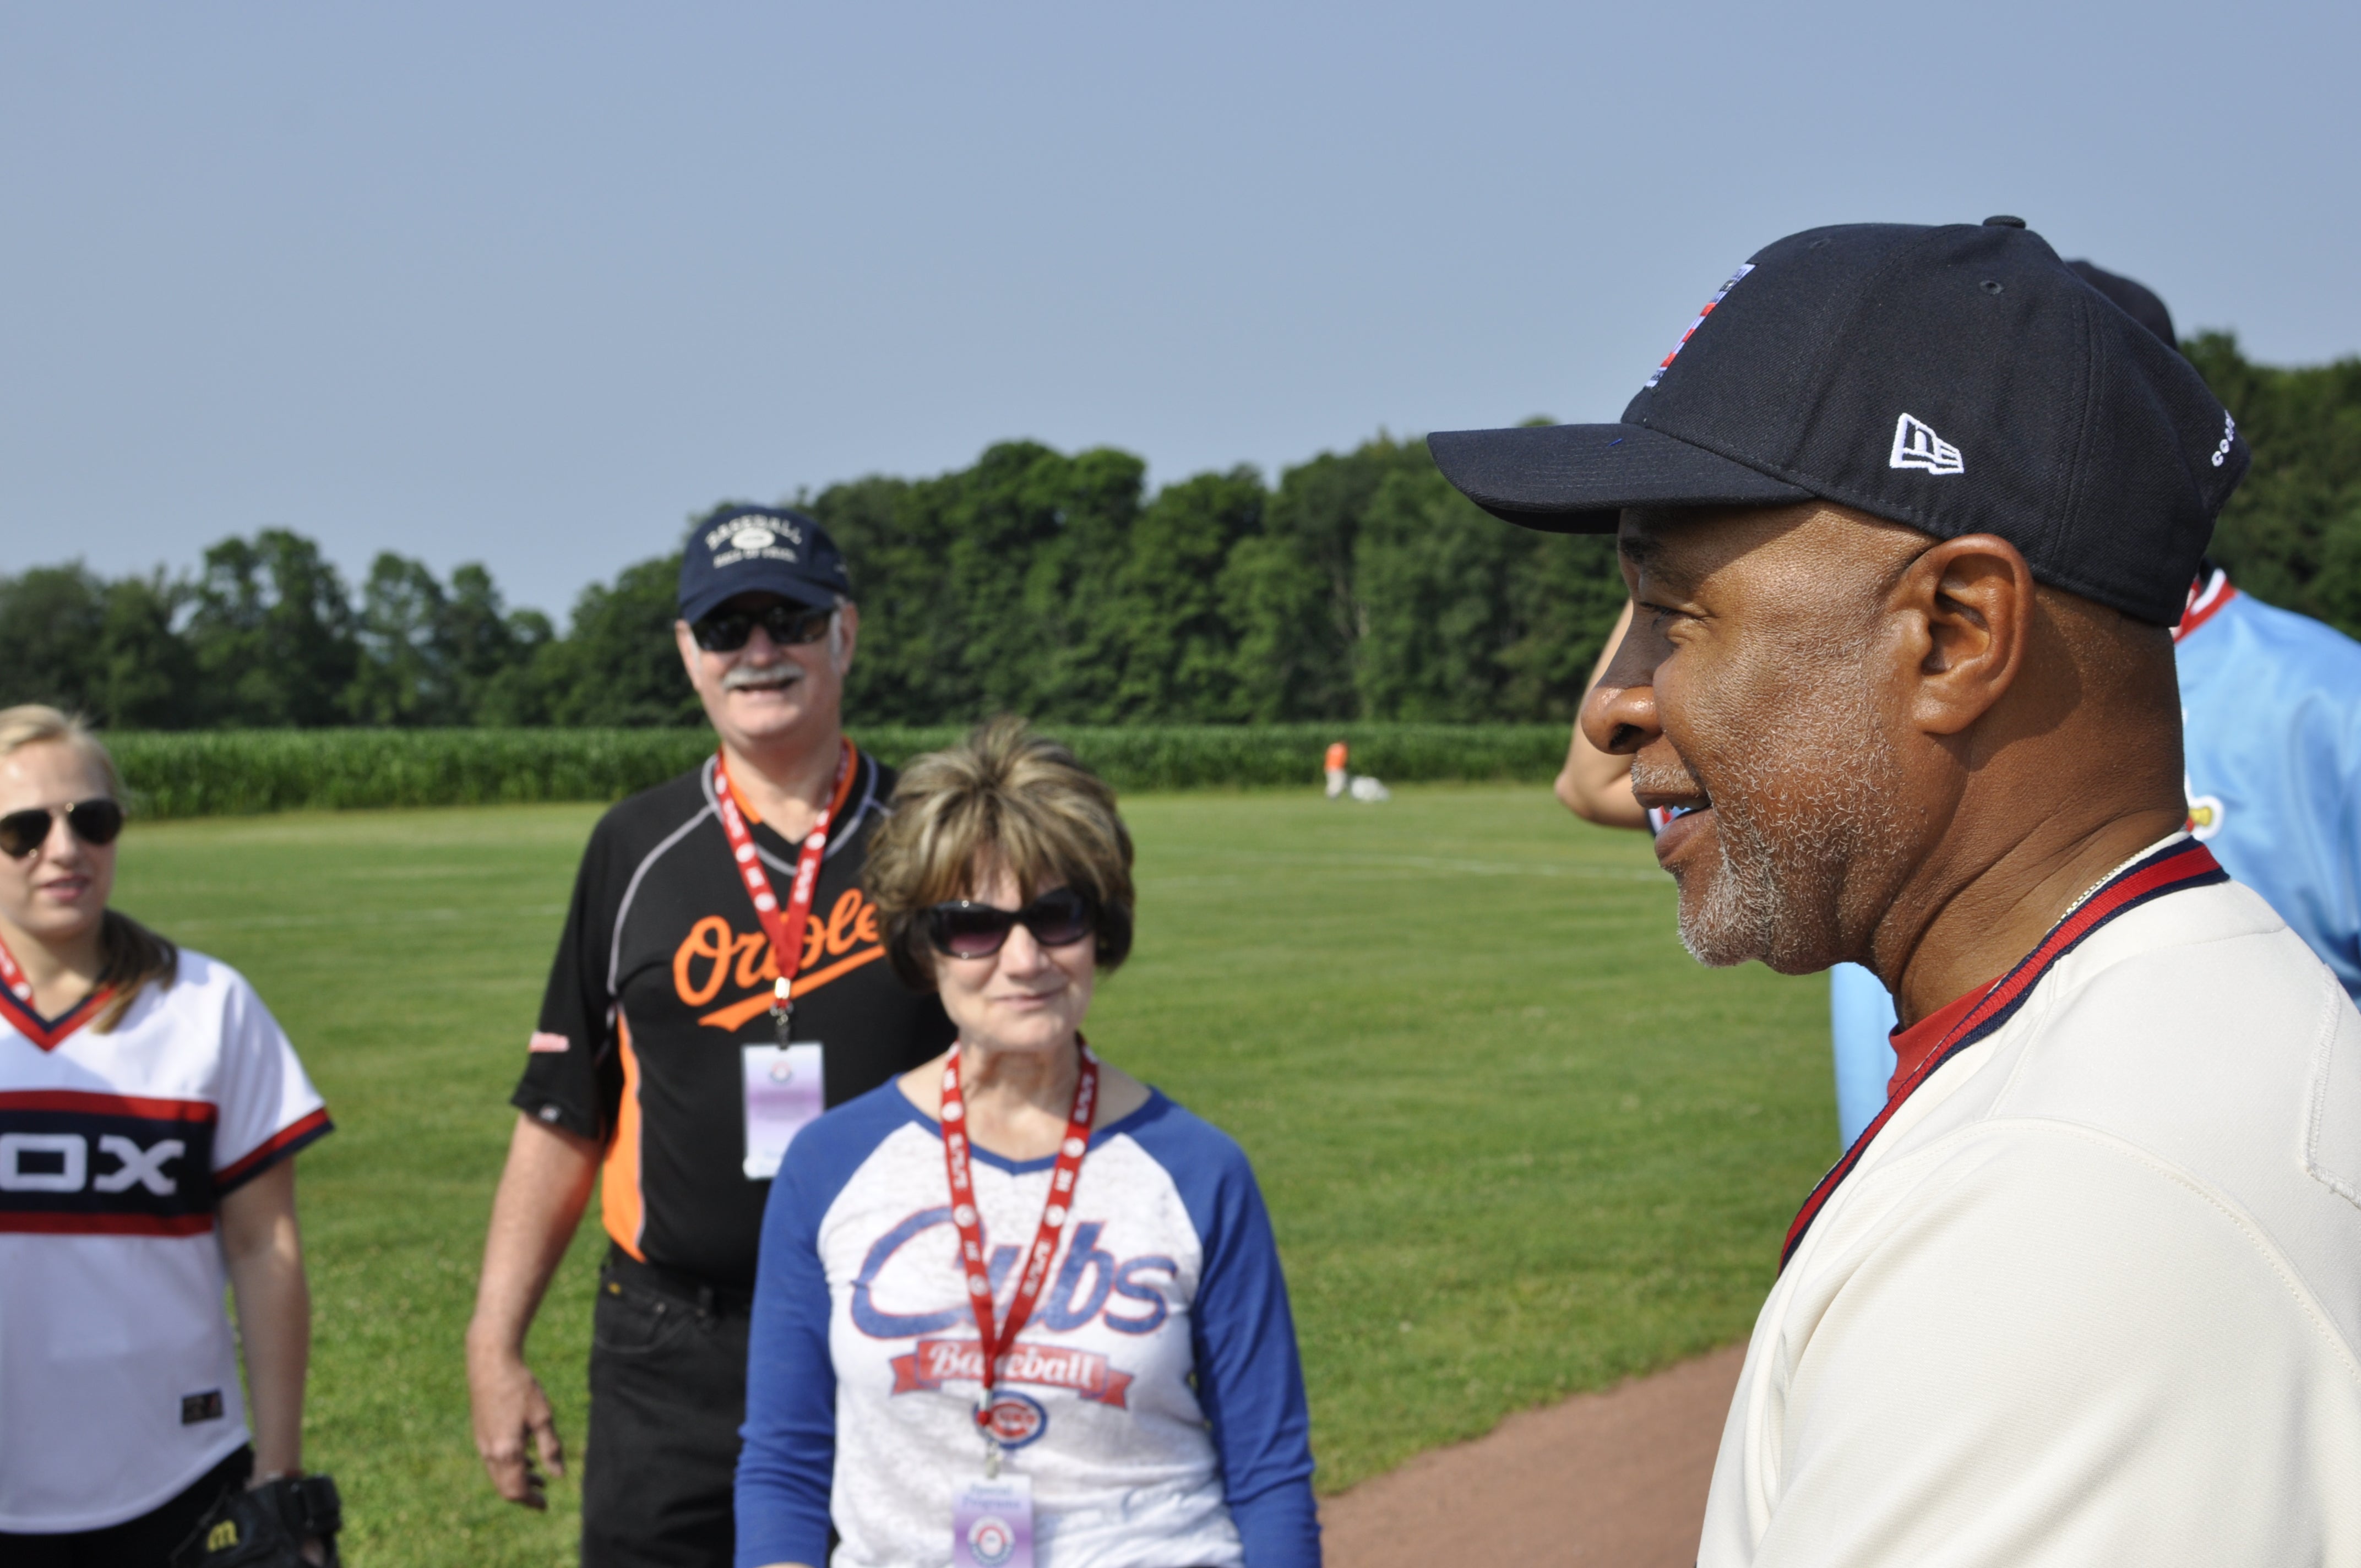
952, 1473, 1033, 1568
741, 1042, 824, 1179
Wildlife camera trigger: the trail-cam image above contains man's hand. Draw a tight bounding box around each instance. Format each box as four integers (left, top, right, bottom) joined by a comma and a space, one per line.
466, 1112, 600, 1507
1558, 600, 1650, 830
467, 1343, 565, 1509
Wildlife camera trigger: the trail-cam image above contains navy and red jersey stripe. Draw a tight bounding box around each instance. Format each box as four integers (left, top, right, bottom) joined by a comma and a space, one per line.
1781, 839, 2227, 1271
216, 1106, 333, 1193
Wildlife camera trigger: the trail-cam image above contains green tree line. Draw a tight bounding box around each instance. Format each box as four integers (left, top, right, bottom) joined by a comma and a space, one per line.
6, 334, 2356, 730
0, 434, 1627, 729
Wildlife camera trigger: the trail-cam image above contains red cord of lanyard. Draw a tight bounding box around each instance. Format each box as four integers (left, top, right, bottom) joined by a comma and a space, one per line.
0, 934, 34, 1005
940, 1039, 1098, 1472
713, 741, 854, 1048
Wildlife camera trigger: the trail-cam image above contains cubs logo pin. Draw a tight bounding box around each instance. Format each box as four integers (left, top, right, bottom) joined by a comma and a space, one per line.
981, 1390, 1048, 1450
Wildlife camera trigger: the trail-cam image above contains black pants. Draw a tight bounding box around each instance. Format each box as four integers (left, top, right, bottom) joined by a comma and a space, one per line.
1, 1446, 252, 1567
582, 1248, 752, 1568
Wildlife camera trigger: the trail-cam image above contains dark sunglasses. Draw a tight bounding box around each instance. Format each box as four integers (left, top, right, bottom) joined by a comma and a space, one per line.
0, 799, 125, 859
923, 887, 1097, 960
690, 602, 834, 654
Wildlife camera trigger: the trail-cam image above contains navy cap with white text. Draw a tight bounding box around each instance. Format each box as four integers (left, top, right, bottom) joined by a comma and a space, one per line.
677, 506, 852, 623
1427, 219, 2248, 625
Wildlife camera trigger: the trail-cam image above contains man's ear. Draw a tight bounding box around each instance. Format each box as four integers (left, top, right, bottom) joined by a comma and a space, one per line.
1896, 535, 2034, 737
674, 619, 704, 684
831, 601, 859, 673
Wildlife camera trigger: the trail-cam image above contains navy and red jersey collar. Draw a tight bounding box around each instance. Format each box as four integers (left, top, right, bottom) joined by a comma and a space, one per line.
1783, 836, 2228, 1271
1884, 980, 1992, 1100
0, 982, 112, 1053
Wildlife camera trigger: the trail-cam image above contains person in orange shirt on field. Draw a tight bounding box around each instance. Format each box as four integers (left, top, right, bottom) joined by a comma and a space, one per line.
1324, 741, 1348, 801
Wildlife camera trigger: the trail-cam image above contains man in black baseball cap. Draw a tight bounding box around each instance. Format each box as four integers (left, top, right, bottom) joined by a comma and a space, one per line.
1433, 220, 2361, 1560
467, 505, 955, 1566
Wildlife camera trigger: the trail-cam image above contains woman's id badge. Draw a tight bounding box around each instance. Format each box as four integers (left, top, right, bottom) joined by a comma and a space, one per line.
951, 1474, 1033, 1568
740, 1042, 824, 1179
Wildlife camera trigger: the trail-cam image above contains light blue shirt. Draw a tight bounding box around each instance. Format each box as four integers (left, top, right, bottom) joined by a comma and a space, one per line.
1830, 579, 2361, 1148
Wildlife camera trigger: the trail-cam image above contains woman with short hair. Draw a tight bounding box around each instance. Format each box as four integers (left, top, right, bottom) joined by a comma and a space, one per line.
736, 717, 1320, 1568
0, 706, 333, 1564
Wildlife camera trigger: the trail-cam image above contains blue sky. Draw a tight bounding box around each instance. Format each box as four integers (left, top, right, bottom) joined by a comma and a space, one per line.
4, 2, 2354, 617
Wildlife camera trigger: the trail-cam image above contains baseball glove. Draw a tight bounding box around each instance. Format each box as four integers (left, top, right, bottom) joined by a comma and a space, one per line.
171, 1473, 342, 1568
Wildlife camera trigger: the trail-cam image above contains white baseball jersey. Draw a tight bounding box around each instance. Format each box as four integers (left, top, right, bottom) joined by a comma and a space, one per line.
1700, 835, 2361, 1565
0, 949, 330, 1532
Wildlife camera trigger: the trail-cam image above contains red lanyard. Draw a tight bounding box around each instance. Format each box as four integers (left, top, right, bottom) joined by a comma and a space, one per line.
939, 1041, 1098, 1453
713, 741, 854, 1047
0, 933, 31, 1005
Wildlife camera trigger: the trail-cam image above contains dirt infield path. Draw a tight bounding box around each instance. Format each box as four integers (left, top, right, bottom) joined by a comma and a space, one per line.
1319, 1344, 1745, 1566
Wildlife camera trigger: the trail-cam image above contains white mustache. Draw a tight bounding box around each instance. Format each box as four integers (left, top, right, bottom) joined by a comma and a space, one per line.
722, 662, 804, 691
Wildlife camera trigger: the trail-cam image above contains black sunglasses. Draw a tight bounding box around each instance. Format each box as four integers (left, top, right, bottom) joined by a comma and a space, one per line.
0, 799, 125, 859
923, 888, 1097, 960
690, 602, 834, 654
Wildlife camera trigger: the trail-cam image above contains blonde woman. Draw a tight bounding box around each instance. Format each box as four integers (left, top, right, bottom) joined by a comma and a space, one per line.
0, 707, 334, 1565
736, 718, 1319, 1568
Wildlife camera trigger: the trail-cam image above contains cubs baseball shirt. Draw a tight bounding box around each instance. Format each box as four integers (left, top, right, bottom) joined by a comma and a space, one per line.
735, 1082, 1320, 1568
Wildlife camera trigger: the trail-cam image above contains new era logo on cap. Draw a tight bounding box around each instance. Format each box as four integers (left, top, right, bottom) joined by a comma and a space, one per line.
1888, 413, 1963, 476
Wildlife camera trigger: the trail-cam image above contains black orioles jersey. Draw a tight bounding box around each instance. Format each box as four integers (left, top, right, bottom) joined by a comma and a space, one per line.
513, 745, 953, 1288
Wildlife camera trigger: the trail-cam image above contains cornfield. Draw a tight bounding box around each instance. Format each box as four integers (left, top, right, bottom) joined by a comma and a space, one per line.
104, 725, 1570, 819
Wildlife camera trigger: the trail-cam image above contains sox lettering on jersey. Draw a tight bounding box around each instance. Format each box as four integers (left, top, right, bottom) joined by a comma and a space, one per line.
1782, 839, 2227, 1270
939, 1042, 1099, 1460
714, 742, 855, 1048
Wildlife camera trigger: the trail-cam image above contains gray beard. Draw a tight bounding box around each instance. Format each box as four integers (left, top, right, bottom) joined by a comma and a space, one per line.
1666, 683, 1907, 973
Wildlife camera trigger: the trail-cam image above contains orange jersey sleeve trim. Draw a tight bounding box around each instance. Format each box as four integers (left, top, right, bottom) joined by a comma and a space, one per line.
600, 1013, 647, 1261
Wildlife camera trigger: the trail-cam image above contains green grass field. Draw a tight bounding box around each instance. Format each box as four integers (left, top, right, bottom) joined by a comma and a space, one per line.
110, 784, 1836, 1566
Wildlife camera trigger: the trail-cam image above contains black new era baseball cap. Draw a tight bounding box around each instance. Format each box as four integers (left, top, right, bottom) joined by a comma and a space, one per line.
677, 506, 853, 623
1428, 219, 2248, 625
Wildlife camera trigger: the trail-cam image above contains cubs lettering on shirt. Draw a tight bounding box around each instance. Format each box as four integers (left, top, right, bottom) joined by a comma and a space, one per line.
513, 748, 955, 1288
736, 1085, 1321, 1568
0, 950, 330, 1533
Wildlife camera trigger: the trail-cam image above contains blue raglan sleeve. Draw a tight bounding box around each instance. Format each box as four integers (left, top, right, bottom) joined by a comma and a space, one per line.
1141, 1105, 1322, 1567
736, 1095, 897, 1568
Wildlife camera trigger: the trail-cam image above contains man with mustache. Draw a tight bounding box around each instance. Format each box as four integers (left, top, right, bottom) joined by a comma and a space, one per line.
466, 509, 954, 1566
1432, 219, 2361, 1563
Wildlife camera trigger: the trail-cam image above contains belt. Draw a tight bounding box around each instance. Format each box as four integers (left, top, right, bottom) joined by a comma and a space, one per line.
602, 1244, 755, 1317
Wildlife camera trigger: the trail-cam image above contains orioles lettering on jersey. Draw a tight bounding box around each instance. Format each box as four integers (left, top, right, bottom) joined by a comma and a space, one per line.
670, 888, 887, 1031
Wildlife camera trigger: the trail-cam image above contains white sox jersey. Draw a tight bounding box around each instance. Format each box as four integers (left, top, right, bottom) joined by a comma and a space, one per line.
0, 949, 330, 1532
735, 1082, 1320, 1568
1700, 836, 2361, 1565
